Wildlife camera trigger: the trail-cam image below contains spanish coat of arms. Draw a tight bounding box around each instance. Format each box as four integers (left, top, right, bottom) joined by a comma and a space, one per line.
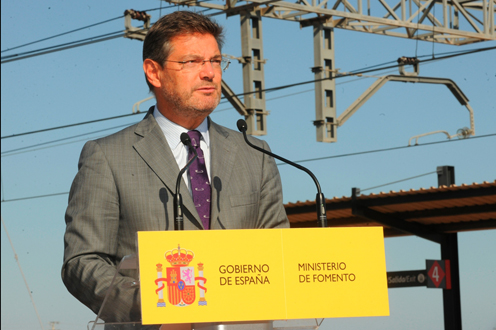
154, 245, 207, 307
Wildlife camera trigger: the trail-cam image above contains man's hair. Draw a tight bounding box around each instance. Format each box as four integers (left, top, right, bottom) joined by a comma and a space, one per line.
143, 11, 225, 91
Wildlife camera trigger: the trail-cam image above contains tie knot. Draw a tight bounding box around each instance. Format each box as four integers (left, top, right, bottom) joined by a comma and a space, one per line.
187, 130, 201, 147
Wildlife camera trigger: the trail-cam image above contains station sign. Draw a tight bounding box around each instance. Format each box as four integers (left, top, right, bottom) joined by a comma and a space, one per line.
426, 259, 451, 289
387, 270, 426, 288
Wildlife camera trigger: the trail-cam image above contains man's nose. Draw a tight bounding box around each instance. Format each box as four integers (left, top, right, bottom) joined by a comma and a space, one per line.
199, 61, 216, 80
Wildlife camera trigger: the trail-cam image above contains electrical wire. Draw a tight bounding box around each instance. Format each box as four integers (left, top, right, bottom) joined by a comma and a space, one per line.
0, 71, 398, 152
1, 1, 214, 64
5, 90, 314, 153
2, 0, 492, 65
226, 45, 496, 99
1, 0, 492, 65
0, 3, 196, 55
2, 133, 113, 158
1, 30, 125, 59
360, 171, 437, 192
1, 112, 142, 140
1, 15, 124, 54
1, 192, 70, 203
2, 44, 494, 140
2, 132, 495, 203
214, 88, 314, 113
2, 86, 347, 151
1, 30, 127, 64
275, 133, 496, 166
1, 122, 138, 156
420, 45, 496, 63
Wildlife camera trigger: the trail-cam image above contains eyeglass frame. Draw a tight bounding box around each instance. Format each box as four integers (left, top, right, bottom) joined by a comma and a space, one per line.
163, 56, 230, 71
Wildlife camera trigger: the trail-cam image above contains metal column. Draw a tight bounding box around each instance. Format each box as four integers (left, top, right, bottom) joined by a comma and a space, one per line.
240, 12, 268, 136
441, 233, 462, 330
438, 165, 462, 330
312, 24, 336, 142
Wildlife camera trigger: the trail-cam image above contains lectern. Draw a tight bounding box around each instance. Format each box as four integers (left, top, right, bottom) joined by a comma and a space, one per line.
88, 254, 323, 330
88, 228, 389, 330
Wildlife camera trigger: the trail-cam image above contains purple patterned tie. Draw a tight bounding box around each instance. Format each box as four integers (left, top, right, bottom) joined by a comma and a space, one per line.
187, 130, 211, 229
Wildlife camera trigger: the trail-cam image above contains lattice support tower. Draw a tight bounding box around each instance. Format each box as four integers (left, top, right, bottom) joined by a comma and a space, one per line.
240, 11, 268, 136
312, 24, 337, 142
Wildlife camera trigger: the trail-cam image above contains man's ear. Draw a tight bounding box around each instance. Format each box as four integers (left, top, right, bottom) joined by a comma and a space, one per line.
143, 59, 163, 89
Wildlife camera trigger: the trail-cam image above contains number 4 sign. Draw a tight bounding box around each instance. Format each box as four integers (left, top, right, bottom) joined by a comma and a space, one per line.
426, 260, 451, 289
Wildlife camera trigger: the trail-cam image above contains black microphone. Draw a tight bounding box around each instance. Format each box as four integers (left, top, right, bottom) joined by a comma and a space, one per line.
236, 119, 328, 228
174, 133, 198, 231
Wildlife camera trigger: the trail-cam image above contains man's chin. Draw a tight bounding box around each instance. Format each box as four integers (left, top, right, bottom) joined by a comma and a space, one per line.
184, 104, 216, 118
191, 100, 220, 114
195, 107, 216, 115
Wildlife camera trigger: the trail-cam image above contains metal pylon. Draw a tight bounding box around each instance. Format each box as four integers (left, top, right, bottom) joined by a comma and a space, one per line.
240, 11, 268, 136
312, 24, 337, 142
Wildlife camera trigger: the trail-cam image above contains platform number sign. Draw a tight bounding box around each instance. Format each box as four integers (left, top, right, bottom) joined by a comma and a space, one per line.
426, 260, 451, 289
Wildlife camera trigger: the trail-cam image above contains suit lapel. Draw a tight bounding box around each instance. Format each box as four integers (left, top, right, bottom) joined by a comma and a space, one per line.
132, 109, 203, 229
209, 119, 237, 229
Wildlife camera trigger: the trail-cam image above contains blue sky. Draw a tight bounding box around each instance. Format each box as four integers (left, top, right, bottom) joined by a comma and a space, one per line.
1, 1, 495, 329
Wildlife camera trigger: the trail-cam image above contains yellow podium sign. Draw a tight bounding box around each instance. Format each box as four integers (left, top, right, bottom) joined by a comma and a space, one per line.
138, 227, 389, 325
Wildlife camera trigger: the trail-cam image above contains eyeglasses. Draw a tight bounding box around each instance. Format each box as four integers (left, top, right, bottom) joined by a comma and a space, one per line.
164, 57, 230, 71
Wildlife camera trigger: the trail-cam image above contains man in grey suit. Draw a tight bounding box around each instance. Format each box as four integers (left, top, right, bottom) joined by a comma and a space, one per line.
62, 11, 288, 328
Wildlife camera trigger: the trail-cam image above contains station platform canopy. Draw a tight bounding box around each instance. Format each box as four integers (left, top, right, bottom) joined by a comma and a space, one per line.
285, 180, 496, 237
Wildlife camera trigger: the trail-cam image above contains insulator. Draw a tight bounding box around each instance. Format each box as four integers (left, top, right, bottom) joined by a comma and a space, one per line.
124, 9, 151, 21
397, 56, 419, 65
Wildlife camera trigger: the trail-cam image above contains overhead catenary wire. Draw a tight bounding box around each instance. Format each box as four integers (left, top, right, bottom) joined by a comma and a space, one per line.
1, 122, 139, 156
1, 30, 127, 64
1, 5, 492, 66
0, 64, 418, 147
214, 71, 381, 112
0, 15, 124, 54
1, 1, 213, 64
217, 45, 496, 99
1, 133, 114, 158
1, 191, 71, 203
1, 6, 493, 65
0, 3, 198, 54
1, 112, 141, 140
2, 132, 495, 203
0, 68, 412, 155
2, 44, 494, 141
275, 133, 496, 166
0, 0, 492, 63
360, 171, 437, 192
3, 78, 369, 155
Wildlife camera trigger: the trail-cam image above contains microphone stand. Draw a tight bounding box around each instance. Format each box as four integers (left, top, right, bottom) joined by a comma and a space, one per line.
174, 133, 198, 231
237, 119, 328, 228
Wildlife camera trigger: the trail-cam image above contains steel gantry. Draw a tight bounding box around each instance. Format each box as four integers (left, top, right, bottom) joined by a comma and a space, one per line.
165, 0, 495, 44
125, 1, 495, 141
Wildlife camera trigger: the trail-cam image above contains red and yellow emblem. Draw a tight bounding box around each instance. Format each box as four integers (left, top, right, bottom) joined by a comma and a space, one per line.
155, 245, 207, 307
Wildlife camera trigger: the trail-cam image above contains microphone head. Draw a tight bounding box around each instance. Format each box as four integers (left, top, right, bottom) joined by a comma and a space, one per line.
180, 132, 191, 146
236, 119, 248, 133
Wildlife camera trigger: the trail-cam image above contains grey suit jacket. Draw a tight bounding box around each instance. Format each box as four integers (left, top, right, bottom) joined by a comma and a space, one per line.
62, 108, 288, 324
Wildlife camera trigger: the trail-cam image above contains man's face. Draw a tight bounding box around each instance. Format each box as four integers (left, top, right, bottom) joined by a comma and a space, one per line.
157, 33, 222, 122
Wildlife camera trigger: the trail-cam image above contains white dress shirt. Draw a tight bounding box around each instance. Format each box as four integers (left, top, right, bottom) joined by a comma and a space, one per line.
153, 106, 211, 192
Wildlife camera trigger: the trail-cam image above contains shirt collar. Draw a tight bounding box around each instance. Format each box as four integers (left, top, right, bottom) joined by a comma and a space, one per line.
153, 105, 210, 150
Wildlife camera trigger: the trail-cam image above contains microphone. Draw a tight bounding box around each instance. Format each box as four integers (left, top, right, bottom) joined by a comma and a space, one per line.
174, 133, 198, 230
236, 119, 328, 228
